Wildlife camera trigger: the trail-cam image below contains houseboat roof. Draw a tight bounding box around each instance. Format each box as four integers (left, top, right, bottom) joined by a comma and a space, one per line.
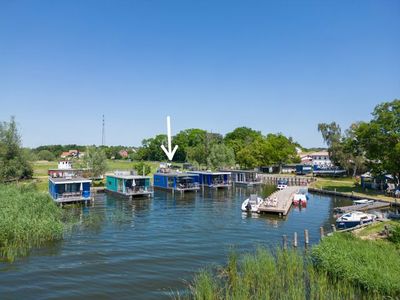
49, 176, 91, 184
221, 169, 257, 174
188, 171, 231, 175
154, 172, 199, 178
106, 173, 151, 180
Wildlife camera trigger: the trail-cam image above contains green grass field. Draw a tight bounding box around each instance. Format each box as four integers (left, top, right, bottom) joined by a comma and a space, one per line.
310, 177, 397, 202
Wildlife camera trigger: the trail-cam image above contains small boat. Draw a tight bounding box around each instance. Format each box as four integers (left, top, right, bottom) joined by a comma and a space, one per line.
353, 199, 374, 205
293, 193, 307, 206
336, 211, 376, 229
241, 194, 263, 213
277, 179, 288, 190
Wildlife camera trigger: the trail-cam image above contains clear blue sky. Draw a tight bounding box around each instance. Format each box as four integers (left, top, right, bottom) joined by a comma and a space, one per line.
1, 0, 399, 148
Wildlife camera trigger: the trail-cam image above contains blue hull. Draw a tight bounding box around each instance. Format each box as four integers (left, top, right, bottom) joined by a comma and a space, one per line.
336, 219, 373, 229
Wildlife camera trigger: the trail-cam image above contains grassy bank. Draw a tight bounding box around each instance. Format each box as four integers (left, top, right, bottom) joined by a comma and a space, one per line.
310, 177, 397, 202
187, 232, 400, 299
312, 233, 400, 297
187, 248, 381, 299
0, 184, 64, 261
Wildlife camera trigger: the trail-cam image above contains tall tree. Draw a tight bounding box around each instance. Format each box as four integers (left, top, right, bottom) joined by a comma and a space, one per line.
82, 146, 108, 178
206, 143, 235, 170
0, 117, 33, 181
224, 127, 263, 157
356, 99, 400, 184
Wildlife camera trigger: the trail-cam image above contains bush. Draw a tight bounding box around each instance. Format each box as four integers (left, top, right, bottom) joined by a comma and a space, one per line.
37, 149, 56, 161
388, 224, 400, 244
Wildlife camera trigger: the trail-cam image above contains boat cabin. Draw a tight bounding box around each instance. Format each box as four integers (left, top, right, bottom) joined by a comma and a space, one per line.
224, 170, 261, 187
153, 172, 200, 192
48, 176, 92, 204
188, 171, 231, 188
106, 172, 153, 198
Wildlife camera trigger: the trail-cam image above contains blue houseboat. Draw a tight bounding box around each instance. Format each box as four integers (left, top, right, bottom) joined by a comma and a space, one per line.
153, 172, 200, 192
188, 171, 232, 188
106, 172, 153, 198
223, 170, 261, 187
48, 176, 92, 204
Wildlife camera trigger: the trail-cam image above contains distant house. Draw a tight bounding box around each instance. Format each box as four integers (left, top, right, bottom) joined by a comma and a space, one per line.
119, 150, 129, 158
60, 149, 83, 159
300, 151, 333, 169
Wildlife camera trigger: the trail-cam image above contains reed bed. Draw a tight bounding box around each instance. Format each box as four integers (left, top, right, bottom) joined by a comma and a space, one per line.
0, 184, 63, 261
186, 247, 383, 300
312, 233, 400, 297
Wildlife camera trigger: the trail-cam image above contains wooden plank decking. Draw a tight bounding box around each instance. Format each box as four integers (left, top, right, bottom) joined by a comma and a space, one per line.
334, 201, 390, 213
258, 186, 299, 216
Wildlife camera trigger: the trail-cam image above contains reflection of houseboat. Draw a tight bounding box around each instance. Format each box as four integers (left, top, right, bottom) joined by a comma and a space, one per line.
153, 172, 200, 193
223, 170, 261, 187
49, 176, 92, 204
106, 172, 153, 198
188, 171, 231, 188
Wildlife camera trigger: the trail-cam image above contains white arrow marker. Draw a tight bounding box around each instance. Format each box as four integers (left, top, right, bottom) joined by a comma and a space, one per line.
161, 116, 178, 161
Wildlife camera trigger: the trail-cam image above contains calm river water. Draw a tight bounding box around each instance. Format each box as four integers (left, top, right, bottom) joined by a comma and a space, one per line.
0, 187, 352, 299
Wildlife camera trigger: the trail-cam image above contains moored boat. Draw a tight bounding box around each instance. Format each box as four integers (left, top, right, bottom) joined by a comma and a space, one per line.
241, 194, 263, 213
336, 211, 376, 229
293, 193, 307, 206
353, 199, 374, 205
277, 179, 288, 190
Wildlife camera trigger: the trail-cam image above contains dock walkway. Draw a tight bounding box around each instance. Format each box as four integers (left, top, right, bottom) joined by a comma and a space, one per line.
258, 186, 299, 216
334, 201, 390, 214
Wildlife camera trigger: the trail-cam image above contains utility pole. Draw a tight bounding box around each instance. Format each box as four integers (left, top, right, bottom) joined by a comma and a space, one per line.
102, 115, 105, 146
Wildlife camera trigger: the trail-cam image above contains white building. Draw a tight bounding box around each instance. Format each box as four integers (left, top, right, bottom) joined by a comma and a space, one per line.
301, 151, 333, 168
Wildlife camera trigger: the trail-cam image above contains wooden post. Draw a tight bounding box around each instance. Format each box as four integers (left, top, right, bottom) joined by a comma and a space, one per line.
283, 235, 288, 250
293, 232, 298, 248
304, 229, 309, 249
384, 225, 389, 236
331, 224, 336, 232
319, 227, 324, 239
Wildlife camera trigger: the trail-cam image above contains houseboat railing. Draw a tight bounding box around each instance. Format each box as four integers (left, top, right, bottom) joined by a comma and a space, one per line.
176, 183, 200, 190
54, 192, 91, 199
125, 186, 154, 194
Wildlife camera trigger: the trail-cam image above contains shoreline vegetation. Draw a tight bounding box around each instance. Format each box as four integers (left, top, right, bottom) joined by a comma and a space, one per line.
185, 232, 400, 299
0, 184, 63, 262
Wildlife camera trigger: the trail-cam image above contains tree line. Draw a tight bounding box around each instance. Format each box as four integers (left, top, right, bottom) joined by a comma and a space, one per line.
133, 127, 300, 170
318, 99, 399, 184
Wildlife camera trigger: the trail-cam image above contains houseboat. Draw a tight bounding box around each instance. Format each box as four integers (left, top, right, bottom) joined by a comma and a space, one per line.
224, 170, 261, 187
48, 176, 92, 204
188, 171, 232, 188
153, 172, 200, 193
48, 161, 85, 178
106, 171, 153, 198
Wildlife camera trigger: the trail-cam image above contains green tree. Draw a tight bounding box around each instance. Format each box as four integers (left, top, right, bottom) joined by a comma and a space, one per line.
206, 143, 235, 170
224, 127, 263, 157
0, 117, 33, 181
37, 149, 56, 161
82, 146, 108, 178
133, 162, 151, 176
356, 99, 400, 185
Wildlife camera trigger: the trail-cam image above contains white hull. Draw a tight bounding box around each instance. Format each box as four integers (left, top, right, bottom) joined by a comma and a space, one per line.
241, 196, 263, 213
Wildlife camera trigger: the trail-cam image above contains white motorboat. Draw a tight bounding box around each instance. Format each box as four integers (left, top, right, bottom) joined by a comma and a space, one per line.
293, 193, 307, 206
241, 194, 263, 213
277, 179, 288, 190
336, 211, 376, 229
353, 199, 374, 205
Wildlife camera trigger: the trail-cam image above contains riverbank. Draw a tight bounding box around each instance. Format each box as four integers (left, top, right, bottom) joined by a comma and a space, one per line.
188, 225, 400, 299
310, 177, 398, 203
0, 184, 64, 262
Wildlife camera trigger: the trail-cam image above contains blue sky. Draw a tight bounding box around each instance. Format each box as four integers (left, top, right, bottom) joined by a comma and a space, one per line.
0, 0, 399, 148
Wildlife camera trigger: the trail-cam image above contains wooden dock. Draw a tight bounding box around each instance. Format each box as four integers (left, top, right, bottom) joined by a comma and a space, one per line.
334, 201, 390, 214
258, 186, 299, 216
